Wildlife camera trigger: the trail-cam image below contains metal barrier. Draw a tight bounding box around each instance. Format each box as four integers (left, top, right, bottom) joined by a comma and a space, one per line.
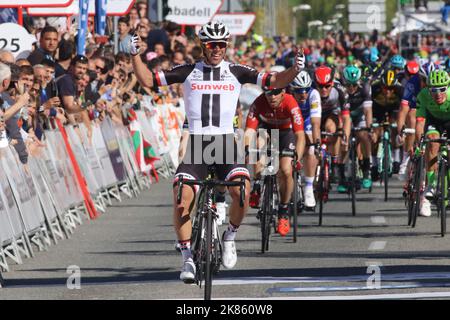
0, 97, 185, 281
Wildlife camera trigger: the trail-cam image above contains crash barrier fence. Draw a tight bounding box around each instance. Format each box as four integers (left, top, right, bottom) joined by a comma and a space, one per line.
0, 102, 183, 283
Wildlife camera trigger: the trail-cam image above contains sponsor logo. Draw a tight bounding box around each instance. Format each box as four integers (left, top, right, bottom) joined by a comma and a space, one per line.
311, 102, 318, 109
191, 83, 236, 91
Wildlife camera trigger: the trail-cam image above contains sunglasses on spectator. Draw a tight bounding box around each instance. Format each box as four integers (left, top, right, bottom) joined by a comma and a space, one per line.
429, 86, 448, 94
95, 65, 108, 74
204, 42, 228, 50
265, 89, 283, 96
293, 88, 310, 94
318, 84, 332, 89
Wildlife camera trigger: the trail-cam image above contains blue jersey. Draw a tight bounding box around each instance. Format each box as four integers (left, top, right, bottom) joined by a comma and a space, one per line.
296, 88, 321, 134
402, 74, 422, 109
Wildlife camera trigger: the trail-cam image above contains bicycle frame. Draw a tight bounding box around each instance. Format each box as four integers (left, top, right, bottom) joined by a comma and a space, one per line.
176, 169, 245, 300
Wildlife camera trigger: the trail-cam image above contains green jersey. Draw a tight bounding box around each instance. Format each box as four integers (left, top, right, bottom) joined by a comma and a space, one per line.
416, 87, 450, 121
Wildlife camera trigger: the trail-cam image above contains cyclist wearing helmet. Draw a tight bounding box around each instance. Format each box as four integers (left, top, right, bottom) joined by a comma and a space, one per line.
343, 65, 373, 189
245, 87, 306, 236
289, 70, 322, 208
371, 69, 404, 179
415, 70, 450, 217
396, 60, 428, 181
314, 65, 351, 193
130, 21, 306, 282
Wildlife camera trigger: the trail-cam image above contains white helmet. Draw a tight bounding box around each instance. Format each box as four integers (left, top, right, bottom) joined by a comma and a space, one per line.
290, 71, 312, 89
198, 22, 231, 42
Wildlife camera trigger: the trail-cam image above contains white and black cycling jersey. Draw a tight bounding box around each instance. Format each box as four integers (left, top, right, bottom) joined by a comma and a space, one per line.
154, 60, 272, 135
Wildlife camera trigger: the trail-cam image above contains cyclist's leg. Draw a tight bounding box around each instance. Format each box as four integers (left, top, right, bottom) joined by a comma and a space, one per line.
248, 127, 267, 208
275, 129, 296, 236
322, 112, 340, 183
355, 117, 372, 188
303, 130, 318, 207
371, 108, 384, 181
173, 161, 207, 281
217, 134, 251, 269
424, 126, 440, 197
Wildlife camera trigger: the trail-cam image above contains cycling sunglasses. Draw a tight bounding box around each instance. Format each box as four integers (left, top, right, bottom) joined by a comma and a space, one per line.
265, 88, 283, 96
317, 83, 332, 89
204, 41, 228, 50
383, 86, 396, 91
293, 88, 310, 94
429, 86, 448, 94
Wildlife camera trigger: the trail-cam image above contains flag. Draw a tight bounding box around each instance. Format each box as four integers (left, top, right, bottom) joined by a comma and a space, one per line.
127, 109, 159, 180
95, 0, 107, 36
77, 0, 90, 55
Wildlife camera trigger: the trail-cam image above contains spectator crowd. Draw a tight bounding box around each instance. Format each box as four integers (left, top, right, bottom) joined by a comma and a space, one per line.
0, 0, 449, 169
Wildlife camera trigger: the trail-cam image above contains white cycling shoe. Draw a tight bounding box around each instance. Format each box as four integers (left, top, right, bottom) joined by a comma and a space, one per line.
420, 199, 432, 217
304, 187, 316, 208
398, 157, 409, 182
222, 233, 237, 269
216, 202, 228, 226
180, 258, 196, 283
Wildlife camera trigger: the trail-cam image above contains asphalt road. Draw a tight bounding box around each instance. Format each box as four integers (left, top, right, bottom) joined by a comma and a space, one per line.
2, 175, 450, 300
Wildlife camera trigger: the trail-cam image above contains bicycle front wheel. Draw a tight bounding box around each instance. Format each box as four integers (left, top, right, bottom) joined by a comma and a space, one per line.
204, 207, 213, 300
350, 142, 357, 216
411, 155, 424, 228
438, 160, 447, 237
383, 139, 390, 202
261, 177, 273, 253
293, 169, 298, 243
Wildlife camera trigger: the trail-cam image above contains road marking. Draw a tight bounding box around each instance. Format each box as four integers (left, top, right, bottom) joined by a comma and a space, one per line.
371, 216, 386, 224
266, 282, 450, 294
368, 241, 387, 251
216, 291, 450, 300
213, 272, 450, 286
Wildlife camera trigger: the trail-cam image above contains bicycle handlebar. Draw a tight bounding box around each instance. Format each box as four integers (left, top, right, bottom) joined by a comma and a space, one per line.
176, 175, 246, 208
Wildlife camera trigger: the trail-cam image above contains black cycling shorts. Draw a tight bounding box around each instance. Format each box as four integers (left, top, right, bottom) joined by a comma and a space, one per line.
173, 134, 250, 191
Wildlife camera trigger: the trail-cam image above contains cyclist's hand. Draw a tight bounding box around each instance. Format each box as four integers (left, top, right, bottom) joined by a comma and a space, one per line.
130, 33, 141, 56
396, 133, 404, 146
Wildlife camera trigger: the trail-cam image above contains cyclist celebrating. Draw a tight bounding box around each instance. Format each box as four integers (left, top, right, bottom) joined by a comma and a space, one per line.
342, 65, 373, 189
314, 65, 351, 193
130, 21, 306, 282
289, 71, 322, 208
246, 87, 305, 236
415, 70, 450, 217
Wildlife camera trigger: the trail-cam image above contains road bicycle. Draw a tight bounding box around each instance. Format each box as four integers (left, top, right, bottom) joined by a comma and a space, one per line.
291, 149, 303, 243
372, 117, 397, 202
176, 166, 245, 300
316, 130, 344, 226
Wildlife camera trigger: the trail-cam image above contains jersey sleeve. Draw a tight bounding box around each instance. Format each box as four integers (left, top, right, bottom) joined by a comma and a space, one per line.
229, 64, 273, 88
362, 83, 373, 108
245, 95, 263, 130
415, 89, 428, 119
153, 64, 195, 87
337, 84, 350, 115
309, 89, 322, 118
286, 95, 304, 132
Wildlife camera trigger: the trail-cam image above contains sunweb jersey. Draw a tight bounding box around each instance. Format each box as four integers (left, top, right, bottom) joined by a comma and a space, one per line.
154, 60, 272, 135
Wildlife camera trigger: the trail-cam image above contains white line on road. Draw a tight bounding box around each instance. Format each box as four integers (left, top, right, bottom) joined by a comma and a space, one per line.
371, 216, 387, 224
212, 272, 450, 286
368, 241, 387, 251
217, 291, 450, 300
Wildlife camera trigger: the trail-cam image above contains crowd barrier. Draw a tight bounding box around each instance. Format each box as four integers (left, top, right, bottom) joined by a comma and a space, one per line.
0, 101, 184, 284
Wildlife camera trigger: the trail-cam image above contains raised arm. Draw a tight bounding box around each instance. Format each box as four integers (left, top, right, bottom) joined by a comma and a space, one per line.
130, 34, 154, 89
